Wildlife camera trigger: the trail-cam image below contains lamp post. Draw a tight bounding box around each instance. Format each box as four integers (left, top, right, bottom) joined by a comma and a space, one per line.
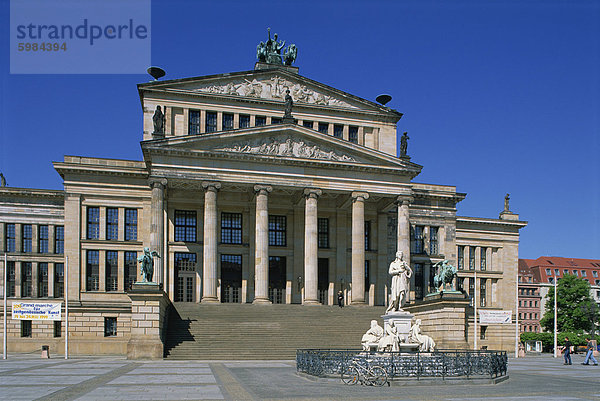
553, 277, 557, 358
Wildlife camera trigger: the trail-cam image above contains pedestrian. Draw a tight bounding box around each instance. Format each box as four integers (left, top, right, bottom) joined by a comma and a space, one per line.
337, 290, 344, 308
562, 336, 572, 365
582, 338, 598, 366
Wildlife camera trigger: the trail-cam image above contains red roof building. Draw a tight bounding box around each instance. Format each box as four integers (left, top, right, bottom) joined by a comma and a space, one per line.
518, 259, 541, 333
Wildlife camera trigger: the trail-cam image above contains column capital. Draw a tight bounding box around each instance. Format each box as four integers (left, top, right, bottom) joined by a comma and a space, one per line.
202, 181, 222, 192
351, 191, 369, 202
396, 195, 413, 206
303, 188, 322, 199
148, 177, 168, 190
254, 185, 273, 195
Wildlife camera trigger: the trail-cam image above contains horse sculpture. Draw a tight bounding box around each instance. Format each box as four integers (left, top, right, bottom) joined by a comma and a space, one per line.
432, 260, 457, 293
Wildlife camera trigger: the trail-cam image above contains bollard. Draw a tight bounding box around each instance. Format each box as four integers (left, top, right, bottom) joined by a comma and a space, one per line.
41, 345, 50, 359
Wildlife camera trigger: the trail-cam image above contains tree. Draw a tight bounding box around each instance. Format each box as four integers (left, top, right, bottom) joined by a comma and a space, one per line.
540, 274, 599, 333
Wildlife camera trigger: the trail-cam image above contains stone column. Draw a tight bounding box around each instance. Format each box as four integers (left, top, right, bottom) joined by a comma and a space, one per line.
149, 178, 167, 286
351, 192, 369, 304
253, 185, 272, 304
201, 181, 221, 303
397, 196, 412, 301
303, 188, 322, 305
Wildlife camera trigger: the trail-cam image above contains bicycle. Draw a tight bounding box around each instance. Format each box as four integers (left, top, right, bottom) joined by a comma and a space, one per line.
341, 360, 388, 386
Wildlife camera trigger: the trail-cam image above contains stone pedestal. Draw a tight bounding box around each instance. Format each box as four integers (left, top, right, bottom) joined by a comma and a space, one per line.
382, 310, 414, 343
127, 282, 170, 359
405, 292, 470, 350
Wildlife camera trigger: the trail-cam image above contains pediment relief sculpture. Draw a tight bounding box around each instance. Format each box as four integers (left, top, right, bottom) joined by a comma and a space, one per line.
213, 137, 356, 162
192, 75, 356, 109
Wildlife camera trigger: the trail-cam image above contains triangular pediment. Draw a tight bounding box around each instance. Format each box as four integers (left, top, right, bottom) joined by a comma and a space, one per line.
142, 125, 421, 175
139, 69, 400, 115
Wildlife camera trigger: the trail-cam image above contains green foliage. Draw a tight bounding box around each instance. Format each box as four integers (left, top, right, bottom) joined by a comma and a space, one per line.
520, 331, 599, 352
539, 274, 600, 333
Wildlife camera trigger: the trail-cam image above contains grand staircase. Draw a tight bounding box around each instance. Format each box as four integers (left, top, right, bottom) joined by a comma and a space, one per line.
164, 303, 386, 359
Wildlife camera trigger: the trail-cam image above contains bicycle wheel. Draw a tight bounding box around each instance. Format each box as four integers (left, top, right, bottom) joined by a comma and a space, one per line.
369, 366, 388, 387
341, 366, 359, 385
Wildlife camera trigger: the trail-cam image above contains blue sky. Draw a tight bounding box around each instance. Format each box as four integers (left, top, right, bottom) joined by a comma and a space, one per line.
1, 0, 598, 259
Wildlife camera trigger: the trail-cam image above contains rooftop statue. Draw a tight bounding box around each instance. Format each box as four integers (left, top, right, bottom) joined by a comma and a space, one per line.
152, 105, 165, 135
256, 28, 297, 66
0, 172, 6, 187
504, 193, 510, 212
400, 132, 409, 157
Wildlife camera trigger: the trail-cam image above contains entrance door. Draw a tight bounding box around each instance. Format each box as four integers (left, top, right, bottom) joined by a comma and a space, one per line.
221, 254, 242, 303
269, 256, 286, 304
318, 258, 329, 305
175, 253, 197, 302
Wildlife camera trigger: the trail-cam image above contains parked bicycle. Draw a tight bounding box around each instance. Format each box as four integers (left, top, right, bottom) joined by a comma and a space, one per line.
341, 360, 388, 386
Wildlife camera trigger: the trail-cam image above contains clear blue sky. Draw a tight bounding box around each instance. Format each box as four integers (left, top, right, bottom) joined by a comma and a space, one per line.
1, 0, 598, 259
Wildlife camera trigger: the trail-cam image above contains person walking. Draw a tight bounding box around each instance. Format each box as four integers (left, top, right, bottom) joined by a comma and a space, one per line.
337, 290, 344, 308
582, 338, 598, 365
562, 336, 572, 365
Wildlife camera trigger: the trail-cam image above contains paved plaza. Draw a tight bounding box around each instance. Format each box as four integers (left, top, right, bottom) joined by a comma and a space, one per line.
0, 353, 599, 400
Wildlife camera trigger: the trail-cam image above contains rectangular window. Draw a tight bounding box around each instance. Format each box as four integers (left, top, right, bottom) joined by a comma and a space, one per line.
302, 120, 313, 129
87, 207, 100, 240
255, 116, 266, 127
268, 215, 286, 246
174, 210, 197, 242
54, 263, 64, 297
125, 209, 138, 241
549, 277, 554, 284
54, 321, 62, 338
480, 247, 487, 271
21, 320, 32, 337
593, 271, 598, 278
458, 246, 464, 270
125, 251, 138, 291
189, 110, 200, 135
22, 224, 32, 252
54, 226, 64, 254
39, 225, 48, 253
104, 317, 117, 337
86, 250, 99, 291
221, 212, 242, 245
348, 126, 358, 143
7, 261, 15, 297
469, 247, 475, 270
573, 270, 579, 276
581, 270, 587, 277
555, 268, 560, 276
5, 223, 15, 252
38, 262, 48, 297
206, 111, 217, 133
175, 253, 196, 271
106, 208, 118, 240
333, 124, 343, 138
21, 262, 32, 297
411, 225, 424, 254
365, 260, 371, 289
318, 122, 328, 134
480, 326, 487, 340
364, 221, 372, 251
564, 269, 569, 275
271, 117, 281, 124
175, 253, 197, 302
480, 279, 486, 307
318, 218, 329, 248
429, 227, 439, 255
545, 268, 552, 276
239, 114, 250, 128
457, 277, 464, 292
414, 263, 424, 300
469, 279, 475, 305
223, 113, 234, 130
105, 251, 118, 292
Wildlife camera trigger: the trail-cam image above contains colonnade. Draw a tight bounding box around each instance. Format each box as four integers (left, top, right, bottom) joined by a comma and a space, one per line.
148, 178, 412, 304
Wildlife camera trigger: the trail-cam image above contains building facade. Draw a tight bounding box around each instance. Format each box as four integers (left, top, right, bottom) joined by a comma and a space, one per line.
0, 52, 527, 354
517, 259, 541, 333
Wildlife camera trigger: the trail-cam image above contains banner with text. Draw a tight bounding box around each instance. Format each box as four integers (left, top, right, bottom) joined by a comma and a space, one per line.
479, 310, 512, 324
12, 302, 62, 321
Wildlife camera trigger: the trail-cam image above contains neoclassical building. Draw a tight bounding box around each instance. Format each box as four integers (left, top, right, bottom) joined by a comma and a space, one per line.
0, 45, 527, 354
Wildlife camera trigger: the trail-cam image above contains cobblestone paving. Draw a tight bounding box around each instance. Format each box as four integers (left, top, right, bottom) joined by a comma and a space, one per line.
0, 353, 598, 400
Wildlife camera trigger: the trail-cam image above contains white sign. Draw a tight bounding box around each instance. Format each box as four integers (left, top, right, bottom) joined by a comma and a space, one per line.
479, 310, 512, 324
12, 302, 62, 321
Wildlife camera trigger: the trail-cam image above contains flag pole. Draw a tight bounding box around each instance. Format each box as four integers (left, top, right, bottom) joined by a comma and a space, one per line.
3, 253, 7, 360
65, 255, 68, 360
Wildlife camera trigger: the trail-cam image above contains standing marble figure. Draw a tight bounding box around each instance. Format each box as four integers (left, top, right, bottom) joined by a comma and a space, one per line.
385, 251, 412, 313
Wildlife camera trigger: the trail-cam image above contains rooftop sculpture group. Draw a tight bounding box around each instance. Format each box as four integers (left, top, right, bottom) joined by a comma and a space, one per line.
257, 28, 297, 66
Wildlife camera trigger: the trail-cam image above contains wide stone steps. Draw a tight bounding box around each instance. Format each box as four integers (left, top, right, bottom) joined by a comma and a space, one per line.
164, 303, 385, 359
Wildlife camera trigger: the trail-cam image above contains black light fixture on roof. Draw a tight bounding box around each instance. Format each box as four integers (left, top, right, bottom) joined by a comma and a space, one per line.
147, 66, 166, 81
375, 94, 392, 105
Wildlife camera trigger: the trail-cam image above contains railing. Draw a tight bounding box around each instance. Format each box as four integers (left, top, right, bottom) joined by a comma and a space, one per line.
296, 349, 507, 380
